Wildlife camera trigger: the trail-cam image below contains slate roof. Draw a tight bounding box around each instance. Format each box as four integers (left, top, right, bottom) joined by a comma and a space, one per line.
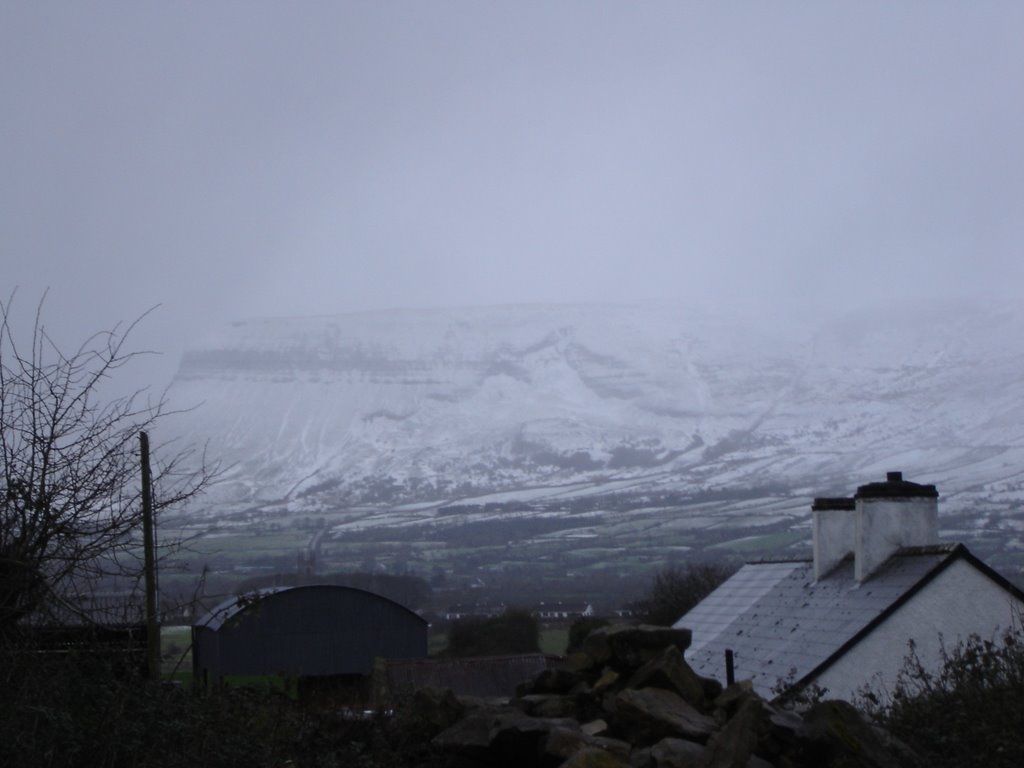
673, 544, 965, 698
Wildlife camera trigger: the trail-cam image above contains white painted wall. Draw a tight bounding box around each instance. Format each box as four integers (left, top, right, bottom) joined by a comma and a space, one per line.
813, 558, 1023, 701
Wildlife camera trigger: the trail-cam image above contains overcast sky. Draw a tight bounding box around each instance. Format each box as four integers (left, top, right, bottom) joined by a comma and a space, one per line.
3, 2, 1023, 389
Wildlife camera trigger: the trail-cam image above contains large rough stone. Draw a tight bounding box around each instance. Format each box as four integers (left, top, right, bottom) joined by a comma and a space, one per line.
560, 746, 631, 768
634, 737, 708, 768
712, 680, 754, 720
698, 674, 723, 703
625, 646, 709, 710
592, 668, 621, 695
514, 688, 601, 724
568, 650, 601, 674
612, 687, 718, 746
704, 697, 765, 768
544, 726, 632, 766
763, 705, 803, 758
432, 709, 501, 763
433, 709, 578, 767
709, 687, 797, 764
519, 668, 585, 696
488, 712, 581, 767
431, 673, 915, 768
581, 719, 609, 736
404, 686, 466, 740
515, 693, 582, 719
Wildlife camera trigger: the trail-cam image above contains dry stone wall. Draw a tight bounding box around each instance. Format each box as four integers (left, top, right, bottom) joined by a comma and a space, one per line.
420, 624, 916, 768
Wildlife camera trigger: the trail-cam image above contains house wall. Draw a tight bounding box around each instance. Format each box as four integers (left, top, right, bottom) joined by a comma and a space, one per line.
812, 558, 1024, 701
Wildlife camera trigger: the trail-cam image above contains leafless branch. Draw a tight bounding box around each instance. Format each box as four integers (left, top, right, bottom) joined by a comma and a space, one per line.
0, 292, 218, 629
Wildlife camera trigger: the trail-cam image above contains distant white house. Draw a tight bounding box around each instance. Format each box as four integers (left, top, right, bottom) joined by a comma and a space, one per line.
674, 472, 1024, 702
533, 601, 594, 620
444, 602, 507, 621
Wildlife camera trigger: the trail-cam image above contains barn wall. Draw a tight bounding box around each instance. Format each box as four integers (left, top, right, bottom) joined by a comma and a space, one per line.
813, 558, 1024, 701
192, 625, 214, 682
194, 587, 427, 681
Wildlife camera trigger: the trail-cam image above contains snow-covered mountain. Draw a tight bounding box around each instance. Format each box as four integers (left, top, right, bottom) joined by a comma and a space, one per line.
167, 301, 1024, 534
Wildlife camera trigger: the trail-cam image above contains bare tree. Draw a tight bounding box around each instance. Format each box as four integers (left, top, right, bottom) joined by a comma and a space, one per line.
0, 293, 215, 629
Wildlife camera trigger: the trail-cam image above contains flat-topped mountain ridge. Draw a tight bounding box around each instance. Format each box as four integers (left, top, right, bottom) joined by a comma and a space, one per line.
167, 301, 1024, 568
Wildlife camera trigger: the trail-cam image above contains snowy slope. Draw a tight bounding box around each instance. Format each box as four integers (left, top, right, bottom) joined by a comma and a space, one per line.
167, 302, 1024, 523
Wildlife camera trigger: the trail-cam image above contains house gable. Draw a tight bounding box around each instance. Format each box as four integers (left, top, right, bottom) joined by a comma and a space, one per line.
677, 473, 1024, 701
676, 543, 1024, 701
813, 550, 1024, 700
674, 547, 956, 697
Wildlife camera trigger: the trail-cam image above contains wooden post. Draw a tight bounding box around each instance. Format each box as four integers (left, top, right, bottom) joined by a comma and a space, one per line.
140, 431, 160, 681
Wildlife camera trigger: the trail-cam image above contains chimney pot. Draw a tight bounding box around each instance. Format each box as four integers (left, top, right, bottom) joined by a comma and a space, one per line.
887, 471, 903, 483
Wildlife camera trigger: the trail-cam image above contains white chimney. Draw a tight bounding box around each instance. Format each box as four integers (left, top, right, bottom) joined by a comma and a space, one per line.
811, 472, 939, 582
853, 471, 939, 582
812, 497, 856, 580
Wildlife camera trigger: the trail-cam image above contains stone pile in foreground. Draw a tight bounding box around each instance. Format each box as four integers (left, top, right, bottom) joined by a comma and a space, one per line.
423, 624, 917, 768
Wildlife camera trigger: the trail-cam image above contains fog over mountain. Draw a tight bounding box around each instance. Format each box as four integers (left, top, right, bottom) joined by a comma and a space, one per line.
4, 2, 1023, 589
5, 3, 1024, 406
169, 301, 1024, 542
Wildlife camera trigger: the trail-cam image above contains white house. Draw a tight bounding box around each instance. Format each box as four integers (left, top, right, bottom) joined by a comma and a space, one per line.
533, 601, 595, 620
674, 472, 1024, 702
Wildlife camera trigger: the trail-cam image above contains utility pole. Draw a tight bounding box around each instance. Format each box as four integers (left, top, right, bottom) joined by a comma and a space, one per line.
140, 431, 160, 681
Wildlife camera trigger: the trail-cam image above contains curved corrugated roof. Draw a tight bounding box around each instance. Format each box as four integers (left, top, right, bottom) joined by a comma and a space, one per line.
193, 584, 425, 632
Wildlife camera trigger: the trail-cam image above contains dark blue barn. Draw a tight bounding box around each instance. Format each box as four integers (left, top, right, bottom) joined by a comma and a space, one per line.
192, 585, 427, 684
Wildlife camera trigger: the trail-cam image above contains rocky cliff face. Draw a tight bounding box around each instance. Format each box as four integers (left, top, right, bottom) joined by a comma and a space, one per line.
168, 302, 1024, 527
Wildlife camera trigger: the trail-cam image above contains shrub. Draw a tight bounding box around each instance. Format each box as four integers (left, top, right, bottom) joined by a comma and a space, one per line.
858, 626, 1024, 768
567, 616, 610, 652
443, 609, 540, 656
0, 641, 438, 768
635, 561, 734, 627
0, 295, 215, 630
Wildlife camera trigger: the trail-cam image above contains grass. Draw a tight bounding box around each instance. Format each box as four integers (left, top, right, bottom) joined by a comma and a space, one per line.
711, 529, 807, 553
428, 631, 449, 656
161, 625, 193, 678
540, 628, 569, 655
160, 531, 310, 564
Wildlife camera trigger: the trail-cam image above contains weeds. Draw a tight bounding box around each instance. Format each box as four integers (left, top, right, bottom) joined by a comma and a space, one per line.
0, 639, 443, 768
